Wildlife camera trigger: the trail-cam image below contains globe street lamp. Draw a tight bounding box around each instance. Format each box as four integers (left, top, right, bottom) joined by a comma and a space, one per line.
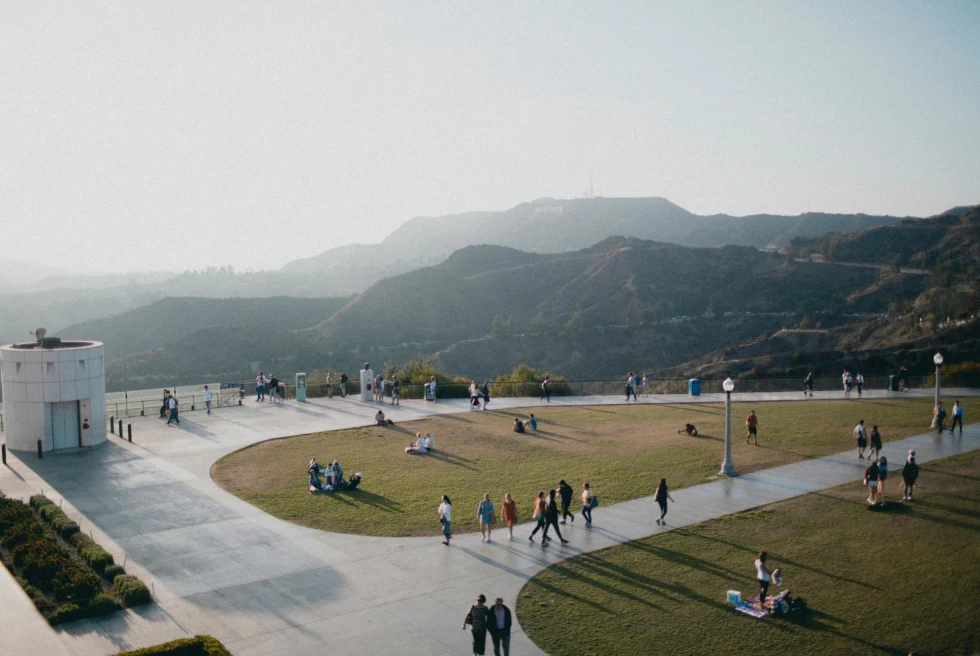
933, 352, 944, 408
719, 377, 737, 476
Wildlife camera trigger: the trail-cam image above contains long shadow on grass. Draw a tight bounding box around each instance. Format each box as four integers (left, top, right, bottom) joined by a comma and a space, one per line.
660, 403, 724, 417
320, 490, 403, 513
426, 451, 478, 470
541, 557, 669, 611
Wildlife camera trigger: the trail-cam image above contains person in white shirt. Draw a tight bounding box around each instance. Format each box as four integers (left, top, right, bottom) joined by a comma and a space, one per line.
854, 420, 867, 459
439, 496, 452, 545
204, 385, 213, 415
166, 395, 179, 425
406, 432, 428, 454
755, 551, 772, 609
256, 372, 267, 401
424, 434, 434, 451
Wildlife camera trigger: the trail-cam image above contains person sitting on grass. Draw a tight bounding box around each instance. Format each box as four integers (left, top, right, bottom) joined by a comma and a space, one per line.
376, 410, 394, 426
309, 457, 323, 475
677, 423, 698, 436
513, 418, 526, 434
347, 472, 362, 490
310, 472, 327, 493
424, 433, 434, 451
332, 460, 344, 486
523, 414, 538, 430
406, 432, 428, 454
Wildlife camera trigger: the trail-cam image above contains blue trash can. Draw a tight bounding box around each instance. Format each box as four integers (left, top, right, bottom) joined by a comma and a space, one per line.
688, 378, 701, 396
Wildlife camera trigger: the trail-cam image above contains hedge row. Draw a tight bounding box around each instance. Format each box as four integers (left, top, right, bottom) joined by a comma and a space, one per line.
0, 495, 152, 625
114, 635, 233, 656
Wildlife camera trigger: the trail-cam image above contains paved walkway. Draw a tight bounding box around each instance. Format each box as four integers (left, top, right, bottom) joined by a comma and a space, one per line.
0, 389, 977, 656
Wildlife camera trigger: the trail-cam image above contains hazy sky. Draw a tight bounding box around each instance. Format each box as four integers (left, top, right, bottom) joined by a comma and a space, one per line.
2, 1, 978, 273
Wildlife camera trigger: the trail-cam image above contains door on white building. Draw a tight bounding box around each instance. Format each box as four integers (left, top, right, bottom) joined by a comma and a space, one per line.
49, 401, 81, 450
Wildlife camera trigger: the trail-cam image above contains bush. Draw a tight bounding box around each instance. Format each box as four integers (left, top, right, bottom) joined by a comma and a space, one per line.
48, 603, 82, 625
0, 498, 34, 533
493, 364, 573, 397
52, 564, 103, 603
1, 518, 45, 550
57, 521, 80, 540
11, 537, 73, 590
29, 495, 55, 510
104, 564, 126, 581
114, 575, 151, 607
86, 593, 120, 617
71, 533, 115, 573
114, 635, 233, 656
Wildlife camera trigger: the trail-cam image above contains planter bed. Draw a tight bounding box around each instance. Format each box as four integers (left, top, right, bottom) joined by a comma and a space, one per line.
114, 635, 232, 656
0, 494, 152, 625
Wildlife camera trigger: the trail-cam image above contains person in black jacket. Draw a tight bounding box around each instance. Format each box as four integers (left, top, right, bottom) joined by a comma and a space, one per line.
542, 489, 569, 545
488, 597, 512, 656
558, 480, 575, 524
463, 594, 492, 656
901, 453, 919, 502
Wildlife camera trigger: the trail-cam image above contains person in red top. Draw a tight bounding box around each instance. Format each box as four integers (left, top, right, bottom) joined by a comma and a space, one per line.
502, 493, 517, 539
746, 410, 759, 446
528, 491, 547, 543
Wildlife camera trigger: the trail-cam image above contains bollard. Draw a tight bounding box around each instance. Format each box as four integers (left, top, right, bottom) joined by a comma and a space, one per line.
110, 416, 115, 434
119, 421, 124, 437
2, 443, 6, 465
37, 439, 43, 459
127, 424, 132, 443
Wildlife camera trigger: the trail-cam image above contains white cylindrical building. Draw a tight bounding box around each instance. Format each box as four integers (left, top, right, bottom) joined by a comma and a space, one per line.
0, 339, 107, 452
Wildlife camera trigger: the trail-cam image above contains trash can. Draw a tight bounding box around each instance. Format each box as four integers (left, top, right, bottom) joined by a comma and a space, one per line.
295, 373, 307, 402
888, 375, 899, 392
688, 378, 701, 396
424, 383, 435, 401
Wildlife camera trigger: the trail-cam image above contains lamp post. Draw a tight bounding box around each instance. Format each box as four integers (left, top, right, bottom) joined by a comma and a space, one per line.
719, 377, 736, 476
933, 352, 943, 408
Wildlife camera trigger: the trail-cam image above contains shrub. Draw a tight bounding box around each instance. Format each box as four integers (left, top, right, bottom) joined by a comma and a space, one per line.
57, 521, 80, 540
48, 603, 82, 625
12, 537, 73, 590
71, 533, 115, 573
114, 575, 151, 607
86, 593, 120, 617
52, 565, 103, 603
493, 364, 572, 397
0, 498, 34, 533
1, 518, 45, 549
29, 495, 55, 510
104, 564, 126, 581
114, 635, 233, 656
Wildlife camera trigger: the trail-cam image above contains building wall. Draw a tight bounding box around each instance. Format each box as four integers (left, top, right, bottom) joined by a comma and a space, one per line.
0, 342, 106, 452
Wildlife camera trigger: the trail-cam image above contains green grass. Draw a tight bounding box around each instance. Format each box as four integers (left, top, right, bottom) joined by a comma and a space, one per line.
211, 398, 977, 537
517, 450, 980, 656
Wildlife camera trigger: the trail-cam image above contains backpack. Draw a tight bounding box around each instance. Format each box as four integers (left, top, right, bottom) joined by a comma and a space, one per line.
590, 495, 599, 509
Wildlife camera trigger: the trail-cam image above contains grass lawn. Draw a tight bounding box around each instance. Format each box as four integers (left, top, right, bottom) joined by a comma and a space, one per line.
516, 449, 980, 656
211, 397, 977, 537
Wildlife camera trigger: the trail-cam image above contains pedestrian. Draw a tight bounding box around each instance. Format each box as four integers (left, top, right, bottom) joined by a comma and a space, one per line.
625, 372, 636, 401
877, 456, 889, 501
462, 594, 492, 656
391, 376, 400, 406
478, 493, 495, 543
950, 400, 964, 434
868, 424, 882, 461
864, 458, 880, 505
256, 372, 266, 401
204, 385, 212, 414
375, 374, 384, 403
654, 478, 674, 526
899, 366, 909, 392
502, 492, 517, 539
854, 420, 867, 459
934, 402, 947, 433
745, 410, 759, 446
439, 495, 452, 545
469, 380, 480, 410
488, 597, 512, 656
540, 377, 551, 402
558, 480, 575, 524
755, 552, 772, 610
482, 380, 491, 410
901, 451, 919, 502
641, 372, 649, 396
542, 489, 569, 545
160, 390, 170, 418
268, 374, 280, 404
325, 370, 334, 398
339, 370, 348, 397
633, 372, 642, 397
856, 372, 864, 396
427, 375, 438, 402
581, 482, 594, 527
842, 370, 851, 394
166, 394, 180, 425
528, 491, 547, 543
804, 372, 814, 396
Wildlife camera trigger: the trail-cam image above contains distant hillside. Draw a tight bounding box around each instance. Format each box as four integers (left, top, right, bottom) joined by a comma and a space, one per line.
281, 197, 911, 289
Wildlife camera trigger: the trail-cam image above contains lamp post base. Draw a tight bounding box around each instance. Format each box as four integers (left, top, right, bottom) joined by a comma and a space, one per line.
718, 462, 737, 477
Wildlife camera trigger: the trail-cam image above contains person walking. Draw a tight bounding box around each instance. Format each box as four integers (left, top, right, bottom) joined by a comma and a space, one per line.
868, 424, 883, 461
540, 377, 551, 402
528, 491, 548, 543
934, 401, 947, 433
427, 375, 438, 402
481, 380, 491, 410
502, 492, 517, 539
641, 372, 649, 396
166, 394, 180, 425
160, 390, 170, 418
462, 594, 492, 656
478, 493, 496, 543
339, 370, 348, 397
439, 495, 453, 545
375, 374, 385, 403
255, 372, 266, 401
541, 489, 569, 545
950, 400, 964, 434
745, 410, 759, 446
581, 482, 594, 527
856, 372, 865, 396
854, 420, 868, 459
204, 385, 212, 415
654, 478, 674, 526
469, 381, 480, 410
755, 552, 773, 610
268, 374, 280, 404
804, 372, 814, 396
558, 480, 575, 524
488, 597, 512, 656
901, 451, 919, 502
877, 456, 889, 501
391, 376, 401, 406
864, 458, 880, 505
625, 372, 636, 401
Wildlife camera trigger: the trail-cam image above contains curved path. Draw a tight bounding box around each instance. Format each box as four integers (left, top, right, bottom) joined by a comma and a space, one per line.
1, 389, 978, 656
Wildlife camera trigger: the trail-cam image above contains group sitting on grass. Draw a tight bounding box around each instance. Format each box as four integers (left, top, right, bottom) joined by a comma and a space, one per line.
406, 432, 435, 454
513, 414, 537, 433
308, 457, 362, 493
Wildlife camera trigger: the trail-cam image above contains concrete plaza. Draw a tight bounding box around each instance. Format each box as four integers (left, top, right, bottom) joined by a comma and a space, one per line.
1, 388, 977, 655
